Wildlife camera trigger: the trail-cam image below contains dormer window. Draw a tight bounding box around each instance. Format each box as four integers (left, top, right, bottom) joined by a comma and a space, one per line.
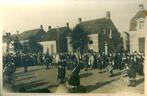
137, 18, 144, 30
139, 20, 144, 29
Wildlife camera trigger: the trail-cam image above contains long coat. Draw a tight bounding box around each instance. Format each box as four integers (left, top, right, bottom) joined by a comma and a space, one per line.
127, 67, 136, 78
68, 64, 80, 86
44, 54, 52, 65
57, 61, 66, 80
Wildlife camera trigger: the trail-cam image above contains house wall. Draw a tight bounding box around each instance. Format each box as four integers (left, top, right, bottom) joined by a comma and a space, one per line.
3, 43, 7, 55
129, 17, 145, 53
88, 34, 99, 52
39, 41, 57, 54
3, 42, 14, 55
129, 30, 145, 53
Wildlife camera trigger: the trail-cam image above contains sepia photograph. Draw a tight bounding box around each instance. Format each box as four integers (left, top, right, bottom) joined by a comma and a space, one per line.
0, 0, 147, 95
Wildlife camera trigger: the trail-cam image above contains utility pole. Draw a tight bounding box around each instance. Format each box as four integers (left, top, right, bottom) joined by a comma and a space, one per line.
57, 26, 60, 54
104, 28, 108, 56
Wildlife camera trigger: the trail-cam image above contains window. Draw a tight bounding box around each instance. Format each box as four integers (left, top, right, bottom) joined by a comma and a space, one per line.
138, 20, 144, 30
51, 44, 54, 53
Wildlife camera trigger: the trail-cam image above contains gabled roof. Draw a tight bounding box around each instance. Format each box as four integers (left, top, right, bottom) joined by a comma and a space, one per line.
75, 17, 119, 35
18, 29, 45, 41
3, 34, 17, 43
129, 10, 146, 31
39, 27, 71, 42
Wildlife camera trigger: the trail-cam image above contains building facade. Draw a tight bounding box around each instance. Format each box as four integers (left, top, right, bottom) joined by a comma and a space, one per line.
3, 24, 71, 54
39, 41, 57, 54
129, 4, 146, 53
71, 11, 122, 54
39, 24, 71, 54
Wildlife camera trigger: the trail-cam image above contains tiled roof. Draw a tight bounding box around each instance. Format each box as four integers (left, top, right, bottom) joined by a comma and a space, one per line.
3, 28, 45, 43
18, 29, 45, 41
3, 34, 17, 43
39, 27, 71, 42
74, 17, 120, 36
129, 10, 146, 31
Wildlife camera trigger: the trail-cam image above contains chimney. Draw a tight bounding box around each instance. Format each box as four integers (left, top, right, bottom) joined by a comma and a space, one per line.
66, 22, 69, 28
6, 32, 11, 37
78, 18, 82, 23
40, 25, 43, 29
139, 4, 144, 11
16, 30, 19, 35
106, 11, 110, 19
48, 26, 51, 31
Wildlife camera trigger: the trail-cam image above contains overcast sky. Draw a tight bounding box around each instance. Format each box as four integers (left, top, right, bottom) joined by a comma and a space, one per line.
0, 0, 147, 34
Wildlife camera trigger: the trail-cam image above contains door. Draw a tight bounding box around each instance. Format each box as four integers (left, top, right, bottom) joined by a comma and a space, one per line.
139, 37, 145, 53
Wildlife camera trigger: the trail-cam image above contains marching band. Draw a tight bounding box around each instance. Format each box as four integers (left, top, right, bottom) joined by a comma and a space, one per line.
3, 51, 145, 90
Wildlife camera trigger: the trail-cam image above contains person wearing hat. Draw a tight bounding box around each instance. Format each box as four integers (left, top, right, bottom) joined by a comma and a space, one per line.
57, 58, 66, 83
122, 63, 129, 83
44, 52, 52, 69
88, 54, 94, 69
4, 60, 15, 84
122, 61, 136, 86
106, 55, 114, 77
24, 53, 29, 72
68, 62, 81, 91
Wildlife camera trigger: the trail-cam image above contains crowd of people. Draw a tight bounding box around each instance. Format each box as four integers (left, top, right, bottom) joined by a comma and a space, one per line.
3, 51, 145, 91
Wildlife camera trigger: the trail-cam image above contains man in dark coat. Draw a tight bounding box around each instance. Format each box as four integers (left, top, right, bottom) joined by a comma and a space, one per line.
114, 53, 122, 69
44, 52, 52, 69
15, 53, 21, 67
98, 54, 103, 73
101, 53, 108, 72
37, 53, 43, 65
57, 59, 66, 83
84, 53, 89, 71
126, 58, 136, 87
3, 55, 15, 83
136, 55, 144, 75
24, 54, 29, 72
68, 62, 80, 89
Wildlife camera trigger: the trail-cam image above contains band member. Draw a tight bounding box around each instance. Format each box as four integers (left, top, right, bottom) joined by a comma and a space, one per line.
106, 55, 114, 77
37, 52, 43, 65
44, 52, 52, 69
68, 62, 81, 90
121, 53, 127, 69
123, 62, 136, 86
29, 53, 34, 65
70, 53, 78, 69
3, 59, 15, 84
122, 63, 129, 83
101, 52, 108, 72
57, 59, 66, 83
84, 53, 89, 71
88, 53, 94, 69
114, 53, 122, 69
98, 54, 103, 73
93, 53, 98, 69
24, 54, 29, 72
136, 54, 144, 75
79, 58, 84, 69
